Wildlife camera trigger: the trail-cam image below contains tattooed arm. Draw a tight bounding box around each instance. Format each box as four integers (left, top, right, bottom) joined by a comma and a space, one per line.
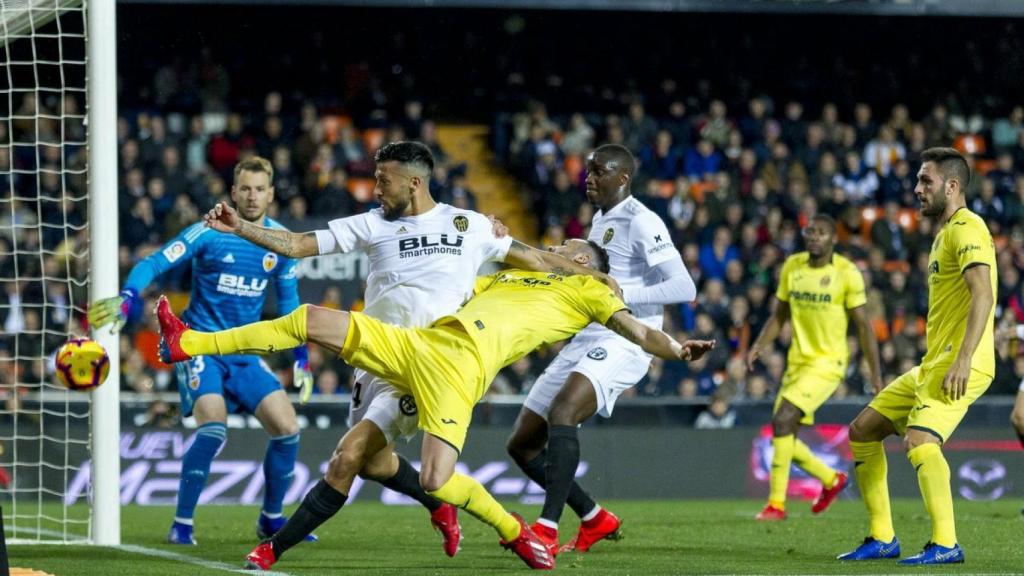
503, 239, 621, 295
204, 202, 320, 258
604, 310, 716, 361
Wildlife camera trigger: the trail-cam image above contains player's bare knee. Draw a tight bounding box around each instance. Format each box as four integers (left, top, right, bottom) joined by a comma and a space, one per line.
848, 415, 874, 443
419, 468, 449, 493
328, 447, 366, 483
273, 418, 300, 437
904, 429, 940, 451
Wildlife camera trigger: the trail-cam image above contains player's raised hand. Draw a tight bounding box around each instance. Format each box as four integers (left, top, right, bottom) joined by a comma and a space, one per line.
942, 358, 970, 401
680, 339, 715, 361
488, 214, 509, 238
87, 289, 138, 334
204, 202, 241, 233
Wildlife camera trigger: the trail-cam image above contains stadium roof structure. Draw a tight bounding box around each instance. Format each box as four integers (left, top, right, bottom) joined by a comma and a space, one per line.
120, 0, 1024, 17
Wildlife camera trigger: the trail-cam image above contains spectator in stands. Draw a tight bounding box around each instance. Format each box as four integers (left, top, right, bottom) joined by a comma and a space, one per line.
971, 178, 1007, 234
684, 138, 722, 181
870, 201, 908, 261
622, 102, 658, 153
992, 105, 1024, 152
561, 113, 595, 156
639, 130, 682, 181
833, 150, 879, 205
863, 125, 906, 177
695, 395, 737, 429
699, 99, 733, 149
699, 226, 739, 282
760, 141, 808, 196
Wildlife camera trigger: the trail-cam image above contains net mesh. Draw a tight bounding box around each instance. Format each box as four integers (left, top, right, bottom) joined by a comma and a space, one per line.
0, 0, 91, 544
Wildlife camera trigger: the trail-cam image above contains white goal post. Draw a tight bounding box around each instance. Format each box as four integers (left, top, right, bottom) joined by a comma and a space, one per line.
0, 0, 119, 545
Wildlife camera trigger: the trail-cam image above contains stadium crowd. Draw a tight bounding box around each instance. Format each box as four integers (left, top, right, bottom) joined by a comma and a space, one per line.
2, 32, 1024, 423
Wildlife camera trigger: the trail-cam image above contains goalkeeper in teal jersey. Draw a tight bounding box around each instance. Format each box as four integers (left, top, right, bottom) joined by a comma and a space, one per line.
89, 156, 316, 545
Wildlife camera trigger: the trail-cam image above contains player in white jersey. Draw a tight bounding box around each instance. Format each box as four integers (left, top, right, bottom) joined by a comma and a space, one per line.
199, 142, 619, 569
506, 144, 696, 555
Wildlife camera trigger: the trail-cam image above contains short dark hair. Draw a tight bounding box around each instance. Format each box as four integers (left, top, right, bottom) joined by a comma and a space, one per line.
920, 147, 971, 191
374, 141, 435, 174
586, 240, 611, 274
811, 213, 837, 233
593, 144, 637, 178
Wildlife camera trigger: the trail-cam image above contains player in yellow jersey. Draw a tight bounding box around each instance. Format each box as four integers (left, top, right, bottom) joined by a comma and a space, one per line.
747, 214, 882, 521
155, 238, 715, 571
838, 147, 996, 565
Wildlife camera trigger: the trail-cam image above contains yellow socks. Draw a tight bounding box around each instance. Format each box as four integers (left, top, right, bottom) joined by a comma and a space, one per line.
428, 472, 521, 542
793, 438, 838, 487
907, 443, 956, 547
180, 305, 309, 357
850, 440, 895, 542
768, 435, 795, 509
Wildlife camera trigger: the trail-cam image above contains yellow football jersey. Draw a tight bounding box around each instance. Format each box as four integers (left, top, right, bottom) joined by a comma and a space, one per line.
922, 208, 997, 377
776, 251, 867, 373
441, 270, 628, 386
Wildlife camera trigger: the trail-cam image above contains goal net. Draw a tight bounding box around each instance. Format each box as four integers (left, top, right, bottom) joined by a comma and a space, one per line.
0, 0, 109, 544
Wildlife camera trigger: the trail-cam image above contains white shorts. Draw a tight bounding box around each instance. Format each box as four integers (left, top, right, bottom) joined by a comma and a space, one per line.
1018, 376, 1024, 393
524, 335, 651, 419
347, 369, 419, 444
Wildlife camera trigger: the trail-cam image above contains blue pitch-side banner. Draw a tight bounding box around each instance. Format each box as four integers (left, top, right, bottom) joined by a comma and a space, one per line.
58, 426, 1024, 506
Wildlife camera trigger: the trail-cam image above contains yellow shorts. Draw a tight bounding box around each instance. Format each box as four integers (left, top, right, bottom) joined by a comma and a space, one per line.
775, 365, 844, 425
868, 365, 992, 442
341, 312, 485, 452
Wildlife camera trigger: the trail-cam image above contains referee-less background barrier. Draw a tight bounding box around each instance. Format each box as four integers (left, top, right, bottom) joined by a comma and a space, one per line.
47, 426, 1024, 505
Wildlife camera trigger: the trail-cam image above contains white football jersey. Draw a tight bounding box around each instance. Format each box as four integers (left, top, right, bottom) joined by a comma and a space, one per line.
577, 195, 680, 338
315, 204, 512, 328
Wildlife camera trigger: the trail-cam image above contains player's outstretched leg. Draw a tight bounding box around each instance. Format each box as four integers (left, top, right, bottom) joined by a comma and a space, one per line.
168, 420, 227, 545
506, 408, 617, 555
422, 433, 553, 570
372, 451, 461, 557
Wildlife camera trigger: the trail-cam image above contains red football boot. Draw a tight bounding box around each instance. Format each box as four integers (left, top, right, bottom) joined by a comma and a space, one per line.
530, 522, 559, 558
243, 542, 277, 571
499, 513, 555, 570
754, 503, 787, 521
811, 471, 848, 514
156, 295, 192, 363
560, 508, 622, 554
430, 503, 462, 557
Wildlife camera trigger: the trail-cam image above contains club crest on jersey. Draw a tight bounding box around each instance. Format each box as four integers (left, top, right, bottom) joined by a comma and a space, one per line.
453, 215, 469, 232
819, 275, 831, 287
399, 394, 418, 416
262, 252, 278, 272
603, 228, 615, 245
587, 347, 608, 361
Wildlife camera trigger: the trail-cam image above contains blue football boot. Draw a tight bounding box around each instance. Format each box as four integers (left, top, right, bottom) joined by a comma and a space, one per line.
166, 521, 197, 545
837, 536, 900, 560
898, 542, 964, 565
257, 513, 318, 543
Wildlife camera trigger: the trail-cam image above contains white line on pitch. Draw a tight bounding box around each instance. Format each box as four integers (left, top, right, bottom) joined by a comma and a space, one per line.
115, 544, 292, 576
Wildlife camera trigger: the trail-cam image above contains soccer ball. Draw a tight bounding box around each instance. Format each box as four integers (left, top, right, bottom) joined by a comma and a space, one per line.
54, 338, 110, 391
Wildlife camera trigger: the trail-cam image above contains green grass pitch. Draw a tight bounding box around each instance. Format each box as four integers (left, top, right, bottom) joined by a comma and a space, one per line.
8, 499, 1024, 575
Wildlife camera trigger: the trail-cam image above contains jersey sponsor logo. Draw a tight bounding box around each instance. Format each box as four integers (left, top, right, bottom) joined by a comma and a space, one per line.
217, 273, 269, 297
263, 252, 278, 272
163, 241, 187, 263
587, 347, 608, 360
957, 243, 981, 256
398, 234, 465, 258
647, 243, 674, 256
929, 260, 939, 274
655, 234, 663, 243
222, 253, 235, 264
399, 394, 417, 416
496, 273, 551, 287
788, 291, 832, 303
603, 228, 615, 244
453, 215, 469, 232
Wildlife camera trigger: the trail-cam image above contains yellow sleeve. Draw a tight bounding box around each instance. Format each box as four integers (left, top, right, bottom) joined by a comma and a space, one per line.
844, 262, 867, 309
776, 257, 793, 302
951, 220, 996, 273
582, 278, 628, 324
473, 274, 498, 296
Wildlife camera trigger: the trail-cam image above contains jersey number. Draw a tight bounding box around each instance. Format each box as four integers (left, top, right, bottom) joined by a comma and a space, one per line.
352, 381, 363, 408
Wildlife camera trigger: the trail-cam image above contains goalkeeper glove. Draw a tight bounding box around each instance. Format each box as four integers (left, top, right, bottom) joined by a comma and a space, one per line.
293, 359, 314, 405
88, 288, 139, 333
